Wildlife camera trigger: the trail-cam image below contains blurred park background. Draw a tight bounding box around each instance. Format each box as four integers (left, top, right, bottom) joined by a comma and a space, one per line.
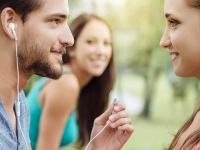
24, 0, 200, 149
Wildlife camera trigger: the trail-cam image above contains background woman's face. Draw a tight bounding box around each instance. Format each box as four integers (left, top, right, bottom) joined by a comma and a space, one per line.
71, 19, 112, 77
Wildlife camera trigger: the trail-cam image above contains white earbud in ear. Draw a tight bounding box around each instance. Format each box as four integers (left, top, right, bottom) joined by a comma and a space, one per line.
8, 23, 17, 41
8, 23, 15, 31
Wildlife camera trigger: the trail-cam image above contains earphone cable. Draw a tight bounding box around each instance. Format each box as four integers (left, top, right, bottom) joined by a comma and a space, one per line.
15, 38, 30, 150
84, 98, 119, 150
84, 122, 110, 150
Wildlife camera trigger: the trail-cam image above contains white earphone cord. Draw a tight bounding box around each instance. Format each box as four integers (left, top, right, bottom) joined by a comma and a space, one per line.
84, 122, 110, 150
84, 99, 119, 150
14, 36, 30, 150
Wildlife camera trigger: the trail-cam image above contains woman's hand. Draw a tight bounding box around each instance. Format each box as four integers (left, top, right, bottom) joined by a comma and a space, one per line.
88, 103, 134, 150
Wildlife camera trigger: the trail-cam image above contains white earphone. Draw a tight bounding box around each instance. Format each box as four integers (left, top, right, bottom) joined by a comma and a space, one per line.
8, 22, 18, 41
8, 22, 29, 150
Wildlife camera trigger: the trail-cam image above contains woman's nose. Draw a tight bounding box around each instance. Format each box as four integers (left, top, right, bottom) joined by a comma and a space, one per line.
160, 28, 171, 48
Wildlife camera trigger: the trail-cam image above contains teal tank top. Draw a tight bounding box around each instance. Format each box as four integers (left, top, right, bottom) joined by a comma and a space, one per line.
27, 70, 78, 150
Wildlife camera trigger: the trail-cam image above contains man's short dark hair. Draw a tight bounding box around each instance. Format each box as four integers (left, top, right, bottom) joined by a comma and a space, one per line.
0, 0, 43, 22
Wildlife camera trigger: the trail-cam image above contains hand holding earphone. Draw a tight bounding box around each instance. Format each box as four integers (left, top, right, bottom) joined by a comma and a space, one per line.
112, 98, 119, 115
85, 98, 134, 150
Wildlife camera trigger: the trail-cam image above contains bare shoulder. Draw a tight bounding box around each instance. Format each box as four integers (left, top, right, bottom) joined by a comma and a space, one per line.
40, 73, 80, 111
60, 73, 80, 91
47, 73, 79, 94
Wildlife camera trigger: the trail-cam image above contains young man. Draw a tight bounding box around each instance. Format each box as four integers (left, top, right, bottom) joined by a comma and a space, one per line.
0, 0, 133, 149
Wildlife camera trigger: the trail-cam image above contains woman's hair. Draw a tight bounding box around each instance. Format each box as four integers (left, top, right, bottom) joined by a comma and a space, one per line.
62, 13, 116, 148
167, 107, 200, 149
167, 94, 200, 149
0, 0, 43, 22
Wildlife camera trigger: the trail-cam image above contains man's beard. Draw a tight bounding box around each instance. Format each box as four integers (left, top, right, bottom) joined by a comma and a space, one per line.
17, 31, 63, 79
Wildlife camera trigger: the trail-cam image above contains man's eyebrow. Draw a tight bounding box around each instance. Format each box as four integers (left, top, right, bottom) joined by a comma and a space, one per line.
48, 13, 69, 19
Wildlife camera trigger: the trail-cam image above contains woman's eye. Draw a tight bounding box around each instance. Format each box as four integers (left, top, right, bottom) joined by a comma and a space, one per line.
86, 40, 95, 44
169, 19, 179, 27
104, 41, 112, 46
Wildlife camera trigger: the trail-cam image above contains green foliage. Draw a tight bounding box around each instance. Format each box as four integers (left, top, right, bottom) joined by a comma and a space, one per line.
69, 0, 79, 8
23, 75, 41, 95
103, 0, 171, 117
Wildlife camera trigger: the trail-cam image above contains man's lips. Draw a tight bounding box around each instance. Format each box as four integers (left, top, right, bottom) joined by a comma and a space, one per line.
51, 46, 66, 55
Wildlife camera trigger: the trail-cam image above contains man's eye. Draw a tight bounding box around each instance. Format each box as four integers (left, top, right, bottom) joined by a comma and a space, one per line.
50, 19, 59, 24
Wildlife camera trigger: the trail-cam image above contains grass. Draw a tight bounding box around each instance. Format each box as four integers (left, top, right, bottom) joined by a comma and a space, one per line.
60, 72, 197, 150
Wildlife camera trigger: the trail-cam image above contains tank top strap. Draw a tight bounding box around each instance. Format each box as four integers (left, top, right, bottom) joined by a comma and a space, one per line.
62, 68, 71, 74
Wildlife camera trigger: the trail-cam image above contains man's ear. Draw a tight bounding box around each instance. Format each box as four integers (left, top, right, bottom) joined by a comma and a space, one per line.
1, 7, 17, 39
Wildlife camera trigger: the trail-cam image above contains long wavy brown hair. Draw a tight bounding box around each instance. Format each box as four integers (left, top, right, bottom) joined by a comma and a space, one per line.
62, 13, 116, 148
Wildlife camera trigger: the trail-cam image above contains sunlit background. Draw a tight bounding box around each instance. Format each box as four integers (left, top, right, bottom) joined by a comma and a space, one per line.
25, 0, 200, 149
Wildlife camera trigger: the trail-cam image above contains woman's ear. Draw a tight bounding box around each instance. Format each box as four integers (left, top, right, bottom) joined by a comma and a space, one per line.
1, 7, 17, 39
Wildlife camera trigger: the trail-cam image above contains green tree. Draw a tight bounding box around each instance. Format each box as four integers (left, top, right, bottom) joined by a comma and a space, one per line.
104, 0, 168, 118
